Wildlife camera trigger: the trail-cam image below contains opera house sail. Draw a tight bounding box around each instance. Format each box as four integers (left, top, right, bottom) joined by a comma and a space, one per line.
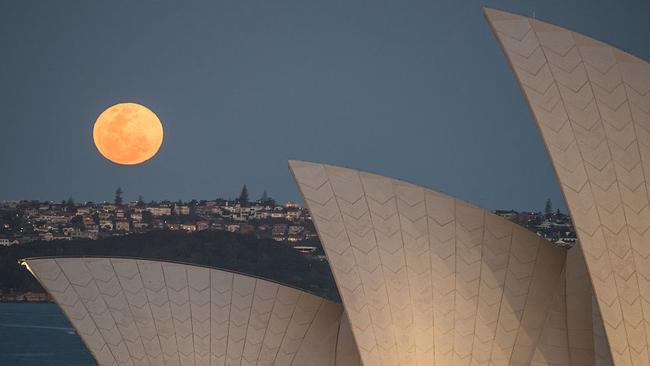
290, 160, 579, 366
486, 8, 650, 366
22, 257, 360, 366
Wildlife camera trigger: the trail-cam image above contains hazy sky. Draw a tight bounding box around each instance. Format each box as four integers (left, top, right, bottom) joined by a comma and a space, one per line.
1, 0, 649, 211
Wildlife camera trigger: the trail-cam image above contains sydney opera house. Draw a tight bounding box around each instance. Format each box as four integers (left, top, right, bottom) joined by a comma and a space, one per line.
22, 8, 650, 366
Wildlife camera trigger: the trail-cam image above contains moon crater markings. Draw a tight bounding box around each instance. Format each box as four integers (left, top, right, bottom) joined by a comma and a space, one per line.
93, 103, 163, 165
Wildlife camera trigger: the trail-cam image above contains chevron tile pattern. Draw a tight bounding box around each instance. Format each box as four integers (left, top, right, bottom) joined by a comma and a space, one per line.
23, 257, 361, 366
486, 8, 650, 365
531, 243, 615, 366
532, 266, 570, 366
289, 160, 567, 366
565, 244, 610, 366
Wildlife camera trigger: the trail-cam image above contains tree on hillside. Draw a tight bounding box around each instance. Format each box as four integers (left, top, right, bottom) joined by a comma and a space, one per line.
544, 199, 552, 218
238, 185, 249, 206
189, 199, 198, 216
260, 190, 275, 207
114, 187, 123, 206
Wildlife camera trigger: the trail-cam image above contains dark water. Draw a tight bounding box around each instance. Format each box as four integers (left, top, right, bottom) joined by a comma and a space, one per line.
0, 303, 96, 366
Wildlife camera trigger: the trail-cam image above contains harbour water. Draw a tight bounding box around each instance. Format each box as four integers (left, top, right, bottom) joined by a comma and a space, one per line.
0, 303, 96, 366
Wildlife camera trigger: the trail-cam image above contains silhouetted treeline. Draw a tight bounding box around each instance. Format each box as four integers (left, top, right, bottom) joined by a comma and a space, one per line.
0, 230, 340, 301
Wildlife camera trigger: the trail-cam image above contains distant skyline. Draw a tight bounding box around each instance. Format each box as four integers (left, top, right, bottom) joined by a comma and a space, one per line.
1, 0, 649, 212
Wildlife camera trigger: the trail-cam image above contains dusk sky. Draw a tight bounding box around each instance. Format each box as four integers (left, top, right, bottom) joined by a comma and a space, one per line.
1, 0, 649, 212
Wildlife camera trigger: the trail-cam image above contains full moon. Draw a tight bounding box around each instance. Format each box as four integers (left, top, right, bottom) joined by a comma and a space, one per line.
93, 103, 164, 165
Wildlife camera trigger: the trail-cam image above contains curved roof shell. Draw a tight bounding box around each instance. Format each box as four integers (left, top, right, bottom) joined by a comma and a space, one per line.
22, 257, 360, 366
485, 8, 650, 365
289, 160, 568, 365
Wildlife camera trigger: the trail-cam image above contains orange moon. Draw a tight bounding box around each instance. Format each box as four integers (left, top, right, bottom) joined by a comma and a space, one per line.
93, 103, 164, 165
